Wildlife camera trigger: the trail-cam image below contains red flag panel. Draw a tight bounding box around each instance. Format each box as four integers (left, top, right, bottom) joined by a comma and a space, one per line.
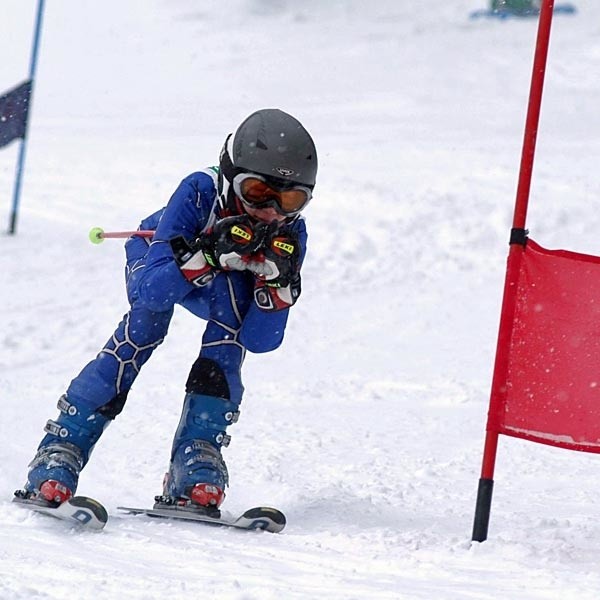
489, 238, 600, 452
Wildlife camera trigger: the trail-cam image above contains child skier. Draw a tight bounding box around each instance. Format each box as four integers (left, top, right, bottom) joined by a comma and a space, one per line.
16, 108, 317, 512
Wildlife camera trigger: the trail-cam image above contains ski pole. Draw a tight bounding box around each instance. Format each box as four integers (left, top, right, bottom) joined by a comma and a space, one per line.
89, 226, 154, 245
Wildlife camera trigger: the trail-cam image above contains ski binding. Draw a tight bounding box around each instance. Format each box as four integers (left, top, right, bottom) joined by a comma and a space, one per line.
118, 499, 286, 533
13, 490, 108, 530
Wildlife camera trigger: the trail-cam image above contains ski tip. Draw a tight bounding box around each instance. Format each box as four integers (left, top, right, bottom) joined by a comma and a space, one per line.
240, 507, 286, 533
12, 493, 107, 530
242, 507, 286, 524
69, 496, 109, 525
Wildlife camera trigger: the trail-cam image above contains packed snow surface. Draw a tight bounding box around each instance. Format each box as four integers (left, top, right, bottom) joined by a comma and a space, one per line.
2, 1, 600, 598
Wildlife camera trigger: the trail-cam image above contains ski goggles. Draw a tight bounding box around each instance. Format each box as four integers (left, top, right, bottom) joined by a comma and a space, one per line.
232, 173, 312, 217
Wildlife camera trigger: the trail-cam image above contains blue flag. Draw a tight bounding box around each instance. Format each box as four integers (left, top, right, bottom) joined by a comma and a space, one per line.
0, 80, 32, 149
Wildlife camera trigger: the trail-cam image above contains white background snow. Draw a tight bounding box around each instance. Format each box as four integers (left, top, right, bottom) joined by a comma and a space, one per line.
2, 0, 600, 598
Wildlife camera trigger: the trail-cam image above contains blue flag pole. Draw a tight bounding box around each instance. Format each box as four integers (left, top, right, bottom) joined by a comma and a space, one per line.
8, 0, 46, 235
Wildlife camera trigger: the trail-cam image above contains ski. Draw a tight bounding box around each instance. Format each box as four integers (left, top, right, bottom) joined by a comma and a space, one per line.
117, 504, 286, 533
12, 492, 108, 531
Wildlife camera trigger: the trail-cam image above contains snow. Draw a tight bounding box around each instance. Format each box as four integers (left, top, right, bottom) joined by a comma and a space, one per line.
2, 0, 600, 597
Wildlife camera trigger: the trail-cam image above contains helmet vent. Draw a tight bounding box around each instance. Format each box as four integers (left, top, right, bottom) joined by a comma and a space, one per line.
256, 138, 268, 150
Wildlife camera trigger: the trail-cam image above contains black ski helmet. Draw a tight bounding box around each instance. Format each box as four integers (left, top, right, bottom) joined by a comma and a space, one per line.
218, 109, 317, 216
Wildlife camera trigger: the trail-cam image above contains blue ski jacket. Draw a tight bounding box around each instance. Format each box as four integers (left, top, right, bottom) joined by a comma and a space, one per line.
124, 169, 307, 354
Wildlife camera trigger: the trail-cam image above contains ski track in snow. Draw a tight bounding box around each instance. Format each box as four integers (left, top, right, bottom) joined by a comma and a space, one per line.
2, 0, 600, 598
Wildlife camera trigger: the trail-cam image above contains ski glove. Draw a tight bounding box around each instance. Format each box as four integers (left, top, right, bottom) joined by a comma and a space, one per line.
247, 228, 303, 311
170, 215, 266, 287
169, 235, 215, 287
246, 228, 300, 287
203, 215, 266, 270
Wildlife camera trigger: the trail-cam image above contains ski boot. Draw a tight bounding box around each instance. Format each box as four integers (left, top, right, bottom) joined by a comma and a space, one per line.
17, 394, 110, 505
156, 392, 239, 515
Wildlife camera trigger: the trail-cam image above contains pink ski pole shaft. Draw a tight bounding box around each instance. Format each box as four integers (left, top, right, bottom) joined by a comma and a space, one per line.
89, 227, 154, 244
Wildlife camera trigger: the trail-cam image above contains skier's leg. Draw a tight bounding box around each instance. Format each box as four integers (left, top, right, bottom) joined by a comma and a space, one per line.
163, 273, 251, 508
162, 357, 241, 507
24, 302, 173, 502
24, 395, 112, 503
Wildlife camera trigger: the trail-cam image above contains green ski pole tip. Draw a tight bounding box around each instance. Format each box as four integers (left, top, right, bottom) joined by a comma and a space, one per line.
89, 227, 105, 244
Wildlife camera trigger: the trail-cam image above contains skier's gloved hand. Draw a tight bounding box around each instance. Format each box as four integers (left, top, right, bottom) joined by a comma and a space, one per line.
204, 215, 266, 271
170, 235, 215, 287
248, 227, 303, 311
170, 216, 266, 286
246, 226, 300, 287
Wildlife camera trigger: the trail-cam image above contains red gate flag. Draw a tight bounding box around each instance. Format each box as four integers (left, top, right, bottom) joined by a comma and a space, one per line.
472, 0, 560, 543
487, 238, 600, 452
0, 80, 32, 149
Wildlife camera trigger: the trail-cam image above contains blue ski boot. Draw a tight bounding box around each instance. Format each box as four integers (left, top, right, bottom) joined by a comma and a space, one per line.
23, 394, 111, 504
160, 392, 240, 510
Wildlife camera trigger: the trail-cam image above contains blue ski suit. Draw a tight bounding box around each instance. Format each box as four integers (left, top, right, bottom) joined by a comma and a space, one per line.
25, 168, 307, 497
69, 169, 307, 413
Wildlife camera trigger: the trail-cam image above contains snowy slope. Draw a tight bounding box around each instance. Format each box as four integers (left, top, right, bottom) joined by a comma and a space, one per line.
2, 0, 600, 598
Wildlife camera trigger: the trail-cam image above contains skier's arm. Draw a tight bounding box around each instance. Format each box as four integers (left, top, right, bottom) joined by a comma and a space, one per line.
134, 174, 213, 312
124, 208, 163, 264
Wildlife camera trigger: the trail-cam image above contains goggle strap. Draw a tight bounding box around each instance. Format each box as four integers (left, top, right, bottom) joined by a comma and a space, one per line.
219, 135, 237, 183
